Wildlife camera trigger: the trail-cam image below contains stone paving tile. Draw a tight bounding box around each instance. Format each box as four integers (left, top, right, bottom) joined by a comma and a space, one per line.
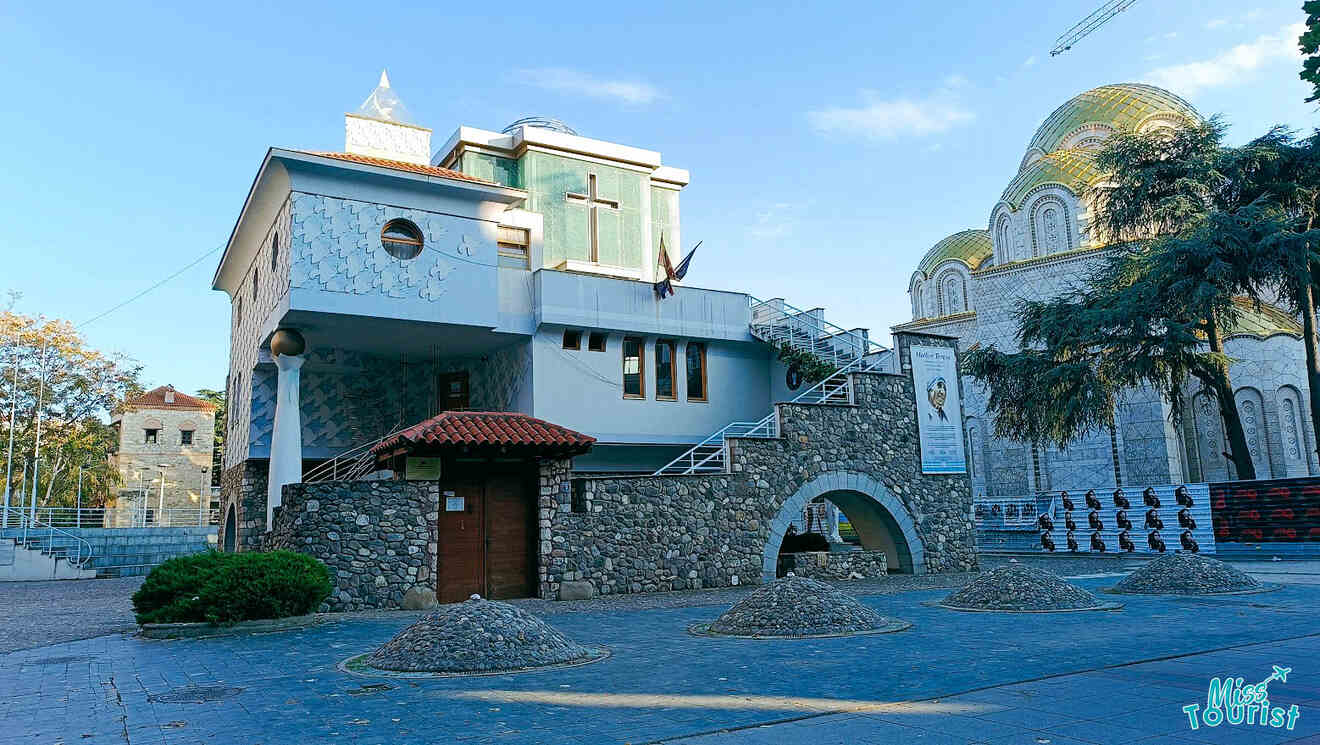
3, 577, 1320, 744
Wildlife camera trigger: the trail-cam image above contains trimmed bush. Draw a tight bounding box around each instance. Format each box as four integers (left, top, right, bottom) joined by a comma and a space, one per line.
133, 551, 332, 626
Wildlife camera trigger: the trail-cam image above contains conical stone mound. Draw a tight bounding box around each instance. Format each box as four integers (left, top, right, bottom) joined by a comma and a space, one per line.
706, 576, 907, 637
367, 597, 598, 673
941, 565, 1106, 611
1114, 553, 1263, 595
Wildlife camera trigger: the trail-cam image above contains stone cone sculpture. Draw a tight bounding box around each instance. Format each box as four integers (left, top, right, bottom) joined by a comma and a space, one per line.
941, 565, 1106, 611
367, 596, 597, 673
708, 575, 905, 637
1113, 553, 1263, 595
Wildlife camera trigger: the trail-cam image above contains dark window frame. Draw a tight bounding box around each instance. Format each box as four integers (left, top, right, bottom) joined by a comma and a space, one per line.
144, 428, 159, 445
587, 332, 607, 352
655, 339, 677, 400
686, 342, 708, 402
562, 329, 582, 350
180, 429, 194, 446
381, 218, 424, 260
622, 336, 645, 399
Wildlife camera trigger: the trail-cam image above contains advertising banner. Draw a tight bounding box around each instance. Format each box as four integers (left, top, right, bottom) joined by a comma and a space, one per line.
910, 345, 967, 474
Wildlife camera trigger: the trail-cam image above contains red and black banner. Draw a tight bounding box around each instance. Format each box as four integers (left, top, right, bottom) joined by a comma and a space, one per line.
1209, 477, 1320, 544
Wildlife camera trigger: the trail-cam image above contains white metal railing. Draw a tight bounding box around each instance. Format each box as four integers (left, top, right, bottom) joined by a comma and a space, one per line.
0, 506, 94, 569
654, 298, 892, 476
302, 424, 409, 483
0, 507, 220, 529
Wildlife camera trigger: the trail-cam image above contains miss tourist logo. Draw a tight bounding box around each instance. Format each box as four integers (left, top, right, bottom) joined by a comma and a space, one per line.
1183, 666, 1300, 732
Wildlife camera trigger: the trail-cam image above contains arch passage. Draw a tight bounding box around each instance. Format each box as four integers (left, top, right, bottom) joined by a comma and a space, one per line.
223, 504, 237, 552
763, 471, 925, 581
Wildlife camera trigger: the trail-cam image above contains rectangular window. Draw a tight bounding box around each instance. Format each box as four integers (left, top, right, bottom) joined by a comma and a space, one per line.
622, 336, 644, 398
497, 225, 530, 269
686, 343, 707, 401
655, 339, 676, 400
588, 332, 607, 352
562, 329, 581, 350
180, 430, 194, 446
144, 429, 159, 444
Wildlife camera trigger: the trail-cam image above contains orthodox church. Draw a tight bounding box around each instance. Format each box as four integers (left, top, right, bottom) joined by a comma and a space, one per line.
898, 83, 1316, 498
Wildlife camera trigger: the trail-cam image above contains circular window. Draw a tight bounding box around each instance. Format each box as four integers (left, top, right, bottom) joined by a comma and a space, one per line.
381, 219, 424, 260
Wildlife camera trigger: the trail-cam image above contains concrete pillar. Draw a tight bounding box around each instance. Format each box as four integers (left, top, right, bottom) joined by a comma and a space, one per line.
266, 330, 306, 531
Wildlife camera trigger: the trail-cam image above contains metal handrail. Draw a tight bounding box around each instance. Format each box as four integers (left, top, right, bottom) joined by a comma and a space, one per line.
749, 296, 890, 359
0, 506, 93, 569
10, 507, 220, 528
302, 424, 411, 483
653, 306, 893, 476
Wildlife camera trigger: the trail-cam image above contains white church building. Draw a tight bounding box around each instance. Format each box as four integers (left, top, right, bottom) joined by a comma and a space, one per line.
898, 83, 1317, 498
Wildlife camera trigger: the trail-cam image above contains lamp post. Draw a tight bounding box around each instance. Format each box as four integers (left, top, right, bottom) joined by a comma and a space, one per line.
198, 466, 209, 526
2, 328, 18, 529
156, 463, 170, 526
75, 461, 89, 528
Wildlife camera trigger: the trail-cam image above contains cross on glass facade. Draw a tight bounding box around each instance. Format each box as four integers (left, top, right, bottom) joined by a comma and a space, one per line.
565, 173, 619, 263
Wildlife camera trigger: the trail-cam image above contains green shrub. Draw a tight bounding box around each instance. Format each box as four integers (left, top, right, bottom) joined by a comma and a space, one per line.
132, 550, 331, 626
198, 551, 332, 625
132, 551, 233, 624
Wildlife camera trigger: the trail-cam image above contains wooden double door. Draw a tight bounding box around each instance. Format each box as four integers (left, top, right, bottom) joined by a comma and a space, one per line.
435, 469, 536, 603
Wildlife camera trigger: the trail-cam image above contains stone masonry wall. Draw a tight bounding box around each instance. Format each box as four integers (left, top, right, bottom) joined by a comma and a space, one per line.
268, 480, 438, 612
539, 332, 977, 600
782, 550, 888, 580
218, 460, 268, 552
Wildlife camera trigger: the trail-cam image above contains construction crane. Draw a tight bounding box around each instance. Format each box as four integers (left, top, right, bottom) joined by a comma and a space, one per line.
1051, 0, 1141, 56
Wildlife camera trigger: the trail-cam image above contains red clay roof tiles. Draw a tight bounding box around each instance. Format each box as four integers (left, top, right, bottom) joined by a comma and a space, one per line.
372, 411, 594, 456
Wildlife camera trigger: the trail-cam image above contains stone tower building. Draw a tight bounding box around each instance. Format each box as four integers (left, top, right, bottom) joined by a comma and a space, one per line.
108, 386, 217, 526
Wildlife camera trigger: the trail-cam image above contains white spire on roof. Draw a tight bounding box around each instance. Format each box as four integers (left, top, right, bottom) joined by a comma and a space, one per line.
357, 68, 416, 125
345, 69, 432, 165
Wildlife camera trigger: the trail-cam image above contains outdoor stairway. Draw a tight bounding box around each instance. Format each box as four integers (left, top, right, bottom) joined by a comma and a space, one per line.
0, 517, 97, 580
653, 297, 893, 476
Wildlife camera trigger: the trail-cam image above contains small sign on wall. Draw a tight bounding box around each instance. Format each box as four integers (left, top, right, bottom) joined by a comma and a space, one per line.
405, 457, 441, 481
445, 496, 465, 512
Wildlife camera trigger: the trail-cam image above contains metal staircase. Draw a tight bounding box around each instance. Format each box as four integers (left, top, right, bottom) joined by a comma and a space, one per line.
653, 297, 892, 476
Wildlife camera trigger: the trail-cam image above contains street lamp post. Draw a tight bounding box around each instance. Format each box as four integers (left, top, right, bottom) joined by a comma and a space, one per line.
157, 463, 170, 526
75, 461, 88, 528
2, 329, 19, 529
199, 466, 210, 526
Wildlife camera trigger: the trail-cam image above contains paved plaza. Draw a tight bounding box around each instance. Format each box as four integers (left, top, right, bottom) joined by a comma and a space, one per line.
3, 561, 1320, 745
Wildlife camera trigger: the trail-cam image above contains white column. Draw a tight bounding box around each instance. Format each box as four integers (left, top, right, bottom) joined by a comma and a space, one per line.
266, 352, 305, 530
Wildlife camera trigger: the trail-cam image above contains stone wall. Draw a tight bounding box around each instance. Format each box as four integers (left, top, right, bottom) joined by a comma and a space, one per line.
538, 332, 976, 600
781, 550, 888, 581
267, 480, 438, 612
218, 460, 268, 553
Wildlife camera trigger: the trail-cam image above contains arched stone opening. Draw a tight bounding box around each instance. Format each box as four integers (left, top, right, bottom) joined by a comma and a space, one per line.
763, 471, 926, 581
223, 504, 237, 552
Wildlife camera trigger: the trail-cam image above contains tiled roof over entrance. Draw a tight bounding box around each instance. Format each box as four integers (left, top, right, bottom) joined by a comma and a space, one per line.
372, 412, 596, 456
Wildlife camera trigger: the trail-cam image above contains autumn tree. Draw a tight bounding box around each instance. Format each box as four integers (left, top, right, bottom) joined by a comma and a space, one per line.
0, 310, 142, 509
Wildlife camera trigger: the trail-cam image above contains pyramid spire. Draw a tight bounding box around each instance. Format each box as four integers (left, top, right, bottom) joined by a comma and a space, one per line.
357, 69, 415, 125
345, 69, 432, 165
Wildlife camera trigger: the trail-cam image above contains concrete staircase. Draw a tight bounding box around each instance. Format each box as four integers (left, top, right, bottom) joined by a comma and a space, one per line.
653, 297, 892, 476
0, 535, 97, 581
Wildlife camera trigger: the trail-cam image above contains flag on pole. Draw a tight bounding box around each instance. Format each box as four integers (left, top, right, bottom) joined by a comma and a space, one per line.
654, 238, 700, 299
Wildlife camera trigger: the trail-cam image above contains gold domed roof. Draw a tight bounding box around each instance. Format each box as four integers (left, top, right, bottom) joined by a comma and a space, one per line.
1000, 148, 1102, 209
1225, 298, 1302, 340
1026, 83, 1201, 158
917, 230, 993, 276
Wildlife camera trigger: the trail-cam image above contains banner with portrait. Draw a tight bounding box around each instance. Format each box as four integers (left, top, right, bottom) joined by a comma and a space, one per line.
910, 344, 966, 474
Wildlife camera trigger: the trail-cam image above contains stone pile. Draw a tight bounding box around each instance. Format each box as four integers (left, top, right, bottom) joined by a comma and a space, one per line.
701, 575, 909, 637
366, 596, 601, 673
1113, 553, 1264, 595
940, 565, 1108, 611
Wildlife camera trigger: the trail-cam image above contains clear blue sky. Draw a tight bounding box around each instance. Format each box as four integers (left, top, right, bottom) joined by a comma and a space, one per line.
1, 1, 1316, 396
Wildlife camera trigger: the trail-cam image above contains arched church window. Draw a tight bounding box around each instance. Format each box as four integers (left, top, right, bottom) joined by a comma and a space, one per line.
270, 232, 279, 272
995, 218, 1011, 263
942, 274, 966, 314
382, 219, 424, 260
1031, 197, 1072, 257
